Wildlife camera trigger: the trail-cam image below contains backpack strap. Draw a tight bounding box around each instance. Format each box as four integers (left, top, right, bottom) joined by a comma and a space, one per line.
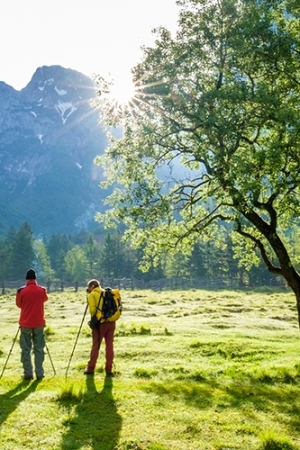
95, 290, 104, 313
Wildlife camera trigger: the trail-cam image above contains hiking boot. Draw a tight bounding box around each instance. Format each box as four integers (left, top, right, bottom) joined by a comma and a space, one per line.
84, 370, 94, 375
22, 375, 33, 381
105, 372, 114, 377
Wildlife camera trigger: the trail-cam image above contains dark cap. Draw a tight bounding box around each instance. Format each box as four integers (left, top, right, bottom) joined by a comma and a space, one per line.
26, 268, 36, 280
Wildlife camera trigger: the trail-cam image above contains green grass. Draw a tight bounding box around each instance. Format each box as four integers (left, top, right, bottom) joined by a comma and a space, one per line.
1, 287, 300, 449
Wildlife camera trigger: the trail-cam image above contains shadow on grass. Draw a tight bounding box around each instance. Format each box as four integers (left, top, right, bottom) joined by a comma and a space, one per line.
58, 375, 122, 450
0, 379, 39, 427
142, 374, 300, 439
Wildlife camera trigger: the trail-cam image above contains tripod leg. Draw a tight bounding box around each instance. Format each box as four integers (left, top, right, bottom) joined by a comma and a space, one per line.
65, 303, 88, 378
0, 327, 20, 379
45, 342, 56, 376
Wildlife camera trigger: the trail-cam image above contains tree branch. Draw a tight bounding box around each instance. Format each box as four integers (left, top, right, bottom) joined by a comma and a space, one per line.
235, 221, 282, 275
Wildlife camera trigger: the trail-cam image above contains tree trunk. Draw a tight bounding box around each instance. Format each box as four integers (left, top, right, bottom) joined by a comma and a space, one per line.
294, 290, 300, 329
244, 209, 300, 328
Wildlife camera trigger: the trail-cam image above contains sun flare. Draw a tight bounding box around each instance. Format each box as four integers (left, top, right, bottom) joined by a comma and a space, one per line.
109, 74, 136, 106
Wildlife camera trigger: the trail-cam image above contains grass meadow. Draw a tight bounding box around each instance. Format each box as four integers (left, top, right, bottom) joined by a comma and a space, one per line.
1, 286, 300, 450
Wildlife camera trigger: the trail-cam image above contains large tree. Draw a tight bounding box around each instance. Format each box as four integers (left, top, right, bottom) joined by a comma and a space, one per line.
64, 246, 89, 281
94, 0, 300, 324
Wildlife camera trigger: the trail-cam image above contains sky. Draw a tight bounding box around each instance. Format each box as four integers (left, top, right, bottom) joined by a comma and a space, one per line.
1, 0, 179, 91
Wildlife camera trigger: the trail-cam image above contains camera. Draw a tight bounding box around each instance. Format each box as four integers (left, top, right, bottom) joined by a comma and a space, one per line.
88, 316, 100, 329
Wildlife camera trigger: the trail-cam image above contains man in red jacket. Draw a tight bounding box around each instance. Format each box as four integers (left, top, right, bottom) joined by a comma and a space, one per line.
16, 268, 48, 380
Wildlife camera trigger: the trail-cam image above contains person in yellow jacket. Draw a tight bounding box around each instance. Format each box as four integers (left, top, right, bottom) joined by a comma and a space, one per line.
84, 279, 116, 376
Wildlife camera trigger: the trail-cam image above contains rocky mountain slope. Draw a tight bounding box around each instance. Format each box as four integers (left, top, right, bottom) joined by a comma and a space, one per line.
0, 65, 107, 237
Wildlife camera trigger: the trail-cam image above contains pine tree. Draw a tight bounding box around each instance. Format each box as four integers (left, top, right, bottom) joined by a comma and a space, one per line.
11, 222, 35, 280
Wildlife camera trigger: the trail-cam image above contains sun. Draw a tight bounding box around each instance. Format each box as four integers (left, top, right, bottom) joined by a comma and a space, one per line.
109, 73, 136, 106
92, 71, 141, 122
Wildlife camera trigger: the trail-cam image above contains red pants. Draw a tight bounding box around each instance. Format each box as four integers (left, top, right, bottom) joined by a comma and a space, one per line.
87, 321, 115, 373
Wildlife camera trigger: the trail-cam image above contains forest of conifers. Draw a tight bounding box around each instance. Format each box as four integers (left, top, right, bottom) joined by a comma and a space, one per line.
0, 220, 287, 287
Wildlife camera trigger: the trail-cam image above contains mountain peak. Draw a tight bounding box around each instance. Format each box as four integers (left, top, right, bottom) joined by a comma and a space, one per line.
20, 65, 96, 104
0, 65, 106, 237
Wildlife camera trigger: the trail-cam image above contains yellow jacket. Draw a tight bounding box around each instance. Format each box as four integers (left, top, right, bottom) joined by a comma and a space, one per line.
88, 286, 122, 322
87, 286, 102, 319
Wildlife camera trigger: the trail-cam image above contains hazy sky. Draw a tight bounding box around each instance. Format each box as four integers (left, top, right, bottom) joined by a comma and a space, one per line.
1, 0, 179, 91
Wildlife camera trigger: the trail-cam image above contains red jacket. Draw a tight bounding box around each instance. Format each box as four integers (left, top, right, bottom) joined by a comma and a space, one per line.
16, 280, 48, 328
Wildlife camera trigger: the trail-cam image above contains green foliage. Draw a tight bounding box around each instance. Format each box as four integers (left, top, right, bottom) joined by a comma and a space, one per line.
64, 245, 89, 281
100, 231, 128, 278
46, 233, 73, 280
0, 219, 290, 285
11, 221, 35, 280
34, 239, 55, 280
83, 234, 100, 279
94, 0, 300, 313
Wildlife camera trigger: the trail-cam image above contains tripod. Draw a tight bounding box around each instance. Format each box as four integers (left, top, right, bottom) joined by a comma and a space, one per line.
65, 303, 88, 378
